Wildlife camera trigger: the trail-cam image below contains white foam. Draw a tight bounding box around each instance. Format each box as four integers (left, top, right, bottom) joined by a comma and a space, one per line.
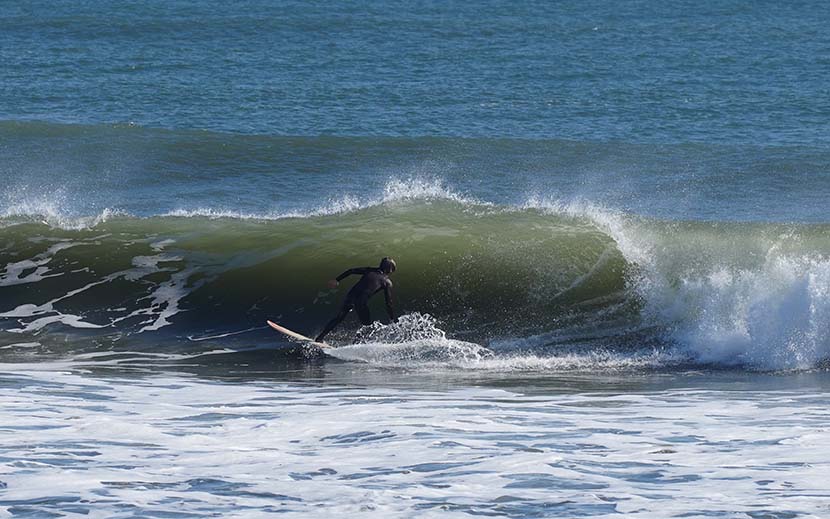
150, 238, 176, 251
331, 342, 682, 372
0, 341, 40, 350
0, 249, 195, 334
668, 254, 830, 370
0, 194, 124, 229
136, 267, 199, 333
0, 242, 84, 287
324, 313, 683, 372
6, 313, 106, 333
0, 277, 114, 332
329, 339, 493, 366
0, 369, 827, 518
0, 302, 54, 319
104, 260, 199, 333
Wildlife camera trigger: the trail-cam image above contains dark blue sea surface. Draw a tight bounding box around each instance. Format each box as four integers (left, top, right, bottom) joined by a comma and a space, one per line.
2, 0, 829, 144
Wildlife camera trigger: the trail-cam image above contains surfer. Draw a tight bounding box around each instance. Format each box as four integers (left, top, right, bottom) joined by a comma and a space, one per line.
315, 257, 397, 342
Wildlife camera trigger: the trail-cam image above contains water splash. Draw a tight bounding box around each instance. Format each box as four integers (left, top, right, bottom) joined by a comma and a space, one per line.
328, 313, 493, 366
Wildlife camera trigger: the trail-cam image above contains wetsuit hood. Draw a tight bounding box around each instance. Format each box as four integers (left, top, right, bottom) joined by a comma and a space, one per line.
379, 257, 396, 274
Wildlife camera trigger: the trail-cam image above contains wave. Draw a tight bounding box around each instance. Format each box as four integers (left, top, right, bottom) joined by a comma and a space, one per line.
5, 120, 830, 226
163, 177, 484, 221
0, 176, 479, 229
2, 186, 830, 372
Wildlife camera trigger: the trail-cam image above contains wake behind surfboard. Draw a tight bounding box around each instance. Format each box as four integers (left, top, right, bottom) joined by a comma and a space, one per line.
266, 320, 331, 349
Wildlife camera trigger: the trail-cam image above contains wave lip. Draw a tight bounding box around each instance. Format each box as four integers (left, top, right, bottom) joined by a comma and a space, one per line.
1, 196, 126, 230
163, 177, 487, 221
1, 177, 484, 229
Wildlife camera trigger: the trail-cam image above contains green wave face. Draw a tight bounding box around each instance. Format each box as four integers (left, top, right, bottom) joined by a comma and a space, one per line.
0, 201, 628, 349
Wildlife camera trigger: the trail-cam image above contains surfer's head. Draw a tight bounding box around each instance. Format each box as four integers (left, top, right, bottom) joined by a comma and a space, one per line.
379, 257, 397, 274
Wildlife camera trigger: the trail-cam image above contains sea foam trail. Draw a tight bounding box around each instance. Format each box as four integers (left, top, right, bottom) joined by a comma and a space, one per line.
326, 313, 682, 372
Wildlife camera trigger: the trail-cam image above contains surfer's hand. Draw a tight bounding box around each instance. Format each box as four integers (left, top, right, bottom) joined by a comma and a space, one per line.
327, 279, 339, 289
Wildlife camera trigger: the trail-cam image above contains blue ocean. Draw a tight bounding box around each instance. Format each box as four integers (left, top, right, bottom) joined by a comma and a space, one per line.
2, 1, 829, 517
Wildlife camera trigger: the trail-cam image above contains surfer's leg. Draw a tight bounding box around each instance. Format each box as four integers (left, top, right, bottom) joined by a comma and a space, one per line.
316, 305, 352, 342
355, 302, 372, 326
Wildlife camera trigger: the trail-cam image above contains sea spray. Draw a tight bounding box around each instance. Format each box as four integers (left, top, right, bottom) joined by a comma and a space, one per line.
328, 313, 493, 366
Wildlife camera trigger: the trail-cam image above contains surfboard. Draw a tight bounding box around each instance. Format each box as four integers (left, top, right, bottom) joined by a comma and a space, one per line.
266, 320, 331, 349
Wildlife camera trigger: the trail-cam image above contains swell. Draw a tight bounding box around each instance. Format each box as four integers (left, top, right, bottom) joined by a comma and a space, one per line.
2, 199, 830, 371
5, 120, 830, 225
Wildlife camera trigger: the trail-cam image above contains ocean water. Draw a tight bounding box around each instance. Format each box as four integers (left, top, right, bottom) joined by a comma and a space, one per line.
2, 1, 830, 517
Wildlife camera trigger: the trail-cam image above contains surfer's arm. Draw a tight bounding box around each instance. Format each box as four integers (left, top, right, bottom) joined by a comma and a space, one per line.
335, 267, 372, 282
329, 267, 373, 287
384, 283, 395, 321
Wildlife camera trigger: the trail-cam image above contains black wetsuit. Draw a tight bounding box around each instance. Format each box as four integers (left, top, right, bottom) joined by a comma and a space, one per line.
316, 267, 395, 341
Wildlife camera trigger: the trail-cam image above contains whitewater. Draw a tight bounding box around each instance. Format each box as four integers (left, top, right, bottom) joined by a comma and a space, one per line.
2, 367, 828, 518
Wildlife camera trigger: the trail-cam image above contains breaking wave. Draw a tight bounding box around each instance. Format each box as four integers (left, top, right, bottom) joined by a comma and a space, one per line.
1, 179, 830, 372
